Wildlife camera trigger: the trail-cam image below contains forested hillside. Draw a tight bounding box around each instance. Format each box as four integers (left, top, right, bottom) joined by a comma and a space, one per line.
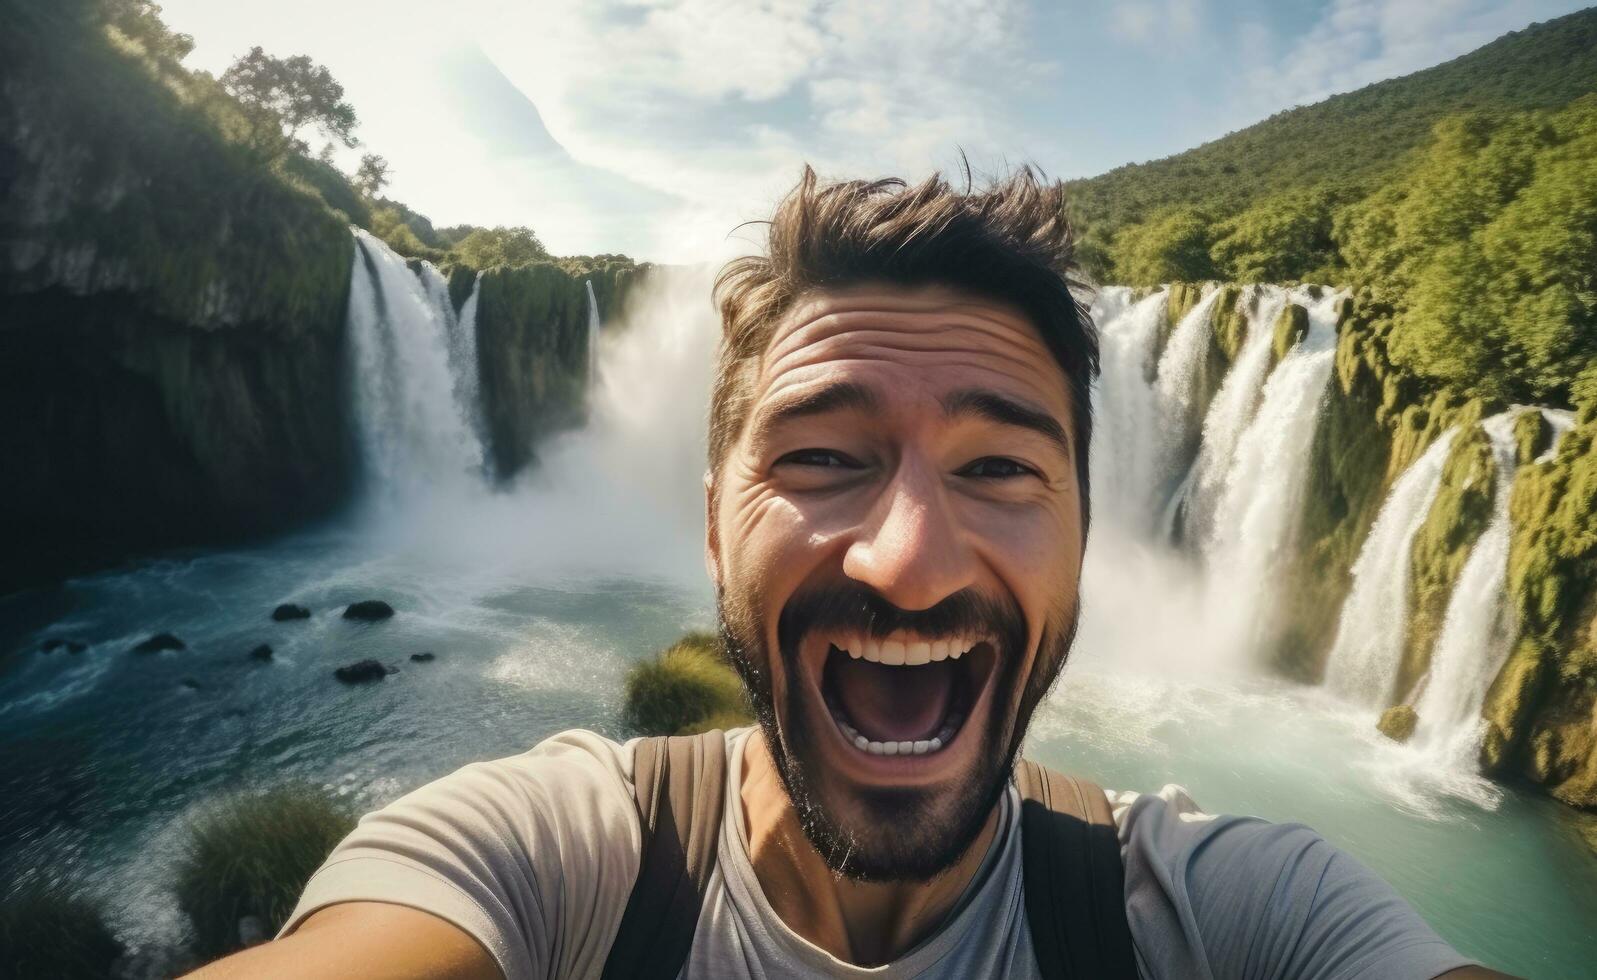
1068, 6, 1597, 409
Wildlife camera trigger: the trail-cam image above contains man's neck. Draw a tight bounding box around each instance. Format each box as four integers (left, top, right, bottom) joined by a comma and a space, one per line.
738, 730, 1000, 966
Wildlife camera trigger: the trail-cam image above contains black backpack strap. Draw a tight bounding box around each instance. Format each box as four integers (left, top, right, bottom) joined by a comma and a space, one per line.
601, 730, 728, 980
1014, 760, 1139, 979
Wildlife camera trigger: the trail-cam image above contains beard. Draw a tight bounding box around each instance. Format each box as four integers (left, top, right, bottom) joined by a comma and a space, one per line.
718, 578, 1079, 883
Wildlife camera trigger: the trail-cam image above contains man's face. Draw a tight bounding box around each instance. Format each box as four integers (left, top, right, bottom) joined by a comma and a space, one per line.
709, 282, 1085, 882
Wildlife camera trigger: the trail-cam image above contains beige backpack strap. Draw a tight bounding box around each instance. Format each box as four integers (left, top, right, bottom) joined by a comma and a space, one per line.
1015, 759, 1138, 979
602, 731, 728, 980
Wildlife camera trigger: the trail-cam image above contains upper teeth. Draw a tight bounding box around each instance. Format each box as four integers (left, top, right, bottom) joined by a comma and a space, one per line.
835, 636, 977, 666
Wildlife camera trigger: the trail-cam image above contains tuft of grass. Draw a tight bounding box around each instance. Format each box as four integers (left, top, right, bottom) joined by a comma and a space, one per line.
623, 633, 753, 737
174, 783, 356, 960
0, 884, 124, 980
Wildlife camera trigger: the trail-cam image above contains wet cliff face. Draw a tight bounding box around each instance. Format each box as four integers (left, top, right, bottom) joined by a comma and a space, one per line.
0, 8, 356, 593
472, 261, 647, 481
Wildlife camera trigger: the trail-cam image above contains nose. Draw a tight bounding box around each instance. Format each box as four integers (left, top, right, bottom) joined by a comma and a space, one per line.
842, 455, 976, 611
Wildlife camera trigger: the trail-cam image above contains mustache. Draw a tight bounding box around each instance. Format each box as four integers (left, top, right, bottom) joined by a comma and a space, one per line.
776, 582, 1028, 657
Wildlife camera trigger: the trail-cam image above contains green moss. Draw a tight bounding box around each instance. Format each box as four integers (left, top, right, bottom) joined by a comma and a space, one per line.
1210, 284, 1247, 360
623, 633, 753, 737
1398, 402, 1497, 701
175, 783, 356, 959
1377, 704, 1419, 742
1153, 281, 1203, 366
1270, 302, 1310, 367
0, 885, 124, 980
1490, 420, 1597, 803
1513, 409, 1552, 465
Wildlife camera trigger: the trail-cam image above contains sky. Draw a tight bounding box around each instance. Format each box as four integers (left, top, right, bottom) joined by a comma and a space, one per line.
157, 0, 1589, 263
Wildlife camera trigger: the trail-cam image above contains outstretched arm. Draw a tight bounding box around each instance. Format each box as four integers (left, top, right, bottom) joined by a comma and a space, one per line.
184, 902, 499, 980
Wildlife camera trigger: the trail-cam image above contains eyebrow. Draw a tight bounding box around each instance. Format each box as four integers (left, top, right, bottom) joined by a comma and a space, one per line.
749, 380, 881, 443
941, 388, 1072, 461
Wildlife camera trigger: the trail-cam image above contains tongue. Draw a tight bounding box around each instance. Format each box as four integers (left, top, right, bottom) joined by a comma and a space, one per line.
831, 653, 956, 743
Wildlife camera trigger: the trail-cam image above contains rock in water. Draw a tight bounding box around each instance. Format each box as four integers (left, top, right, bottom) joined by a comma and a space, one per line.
1377, 705, 1419, 743
334, 659, 392, 683
410, 652, 436, 662
272, 603, 312, 621
248, 644, 273, 662
180, 677, 202, 690
40, 638, 87, 654
342, 600, 395, 622
133, 633, 186, 654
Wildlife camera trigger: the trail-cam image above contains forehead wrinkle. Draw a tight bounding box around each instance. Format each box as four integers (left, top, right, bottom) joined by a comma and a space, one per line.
758, 333, 1070, 423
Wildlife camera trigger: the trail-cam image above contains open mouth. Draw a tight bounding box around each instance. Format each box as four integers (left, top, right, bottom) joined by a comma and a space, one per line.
820, 635, 997, 758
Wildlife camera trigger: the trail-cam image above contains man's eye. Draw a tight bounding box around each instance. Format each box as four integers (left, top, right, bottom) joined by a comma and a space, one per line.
959, 457, 1036, 479
776, 449, 860, 469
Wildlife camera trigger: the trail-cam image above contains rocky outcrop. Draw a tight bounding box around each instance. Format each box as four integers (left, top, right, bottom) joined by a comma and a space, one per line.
0, 5, 356, 594
1378, 705, 1419, 743
472, 259, 647, 480
342, 600, 394, 622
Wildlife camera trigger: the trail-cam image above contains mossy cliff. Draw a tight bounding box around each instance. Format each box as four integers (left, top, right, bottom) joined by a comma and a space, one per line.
1481, 420, 1597, 805
0, 2, 355, 593
471, 258, 647, 480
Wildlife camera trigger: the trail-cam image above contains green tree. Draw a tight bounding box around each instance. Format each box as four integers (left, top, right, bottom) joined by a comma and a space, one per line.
1209, 189, 1339, 283
1108, 207, 1217, 285
100, 0, 193, 67
354, 153, 390, 197
220, 47, 358, 158
455, 226, 550, 269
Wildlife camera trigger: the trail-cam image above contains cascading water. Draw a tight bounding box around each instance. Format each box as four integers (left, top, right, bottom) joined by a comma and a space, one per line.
1089, 286, 1171, 532
1178, 285, 1292, 543
1200, 288, 1346, 667
585, 279, 601, 394
1322, 429, 1460, 706
346, 230, 488, 503
1404, 409, 1575, 774
1150, 286, 1224, 500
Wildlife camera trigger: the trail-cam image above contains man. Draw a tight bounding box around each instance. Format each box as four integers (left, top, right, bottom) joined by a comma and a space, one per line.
192, 167, 1508, 979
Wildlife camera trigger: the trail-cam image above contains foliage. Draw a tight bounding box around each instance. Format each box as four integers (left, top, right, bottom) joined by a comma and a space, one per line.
100, 0, 191, 67
623, 633, 752, 736
1107, 207, 1216, 285
1209, 189, 1341, 284
455, 226, 551, 270
355, 153, 389, 197
175, 783, 356, 959
0, 885, 124, 980
1337, 99, 1597, 403
1067, 7, 1597, 269
220, 46, 358, 159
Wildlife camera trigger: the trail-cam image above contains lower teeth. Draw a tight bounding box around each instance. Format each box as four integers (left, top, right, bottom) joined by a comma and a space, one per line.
832, 707, 962, 757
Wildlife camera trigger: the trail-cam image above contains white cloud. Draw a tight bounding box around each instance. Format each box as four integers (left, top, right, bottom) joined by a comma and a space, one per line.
478, 0, 1044, 259
1251, 0, 1577, 111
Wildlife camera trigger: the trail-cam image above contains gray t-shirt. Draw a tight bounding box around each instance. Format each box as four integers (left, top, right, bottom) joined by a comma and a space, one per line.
283, 728, 1474, 979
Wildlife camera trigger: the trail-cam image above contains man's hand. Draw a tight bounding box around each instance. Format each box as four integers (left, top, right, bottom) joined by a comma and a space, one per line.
182, 902, 500, 980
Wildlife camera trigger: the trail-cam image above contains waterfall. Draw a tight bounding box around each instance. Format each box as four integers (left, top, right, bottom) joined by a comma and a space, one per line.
1406, 408, 1574, 770
1179, 285, 1292, 542
1090, 286, 1171, 532
1150, 286, 1224, 502
1322, 428, 1459, 706
346, 230, 487, 501
1200, 289, 1344, 666
585, 279, 601, 394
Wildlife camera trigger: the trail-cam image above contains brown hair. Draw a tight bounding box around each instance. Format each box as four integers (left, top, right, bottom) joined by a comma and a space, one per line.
710, 163, 1099, 523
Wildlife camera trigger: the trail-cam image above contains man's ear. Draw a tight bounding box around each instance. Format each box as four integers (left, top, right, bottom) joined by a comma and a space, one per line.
704, 469, 722, 589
